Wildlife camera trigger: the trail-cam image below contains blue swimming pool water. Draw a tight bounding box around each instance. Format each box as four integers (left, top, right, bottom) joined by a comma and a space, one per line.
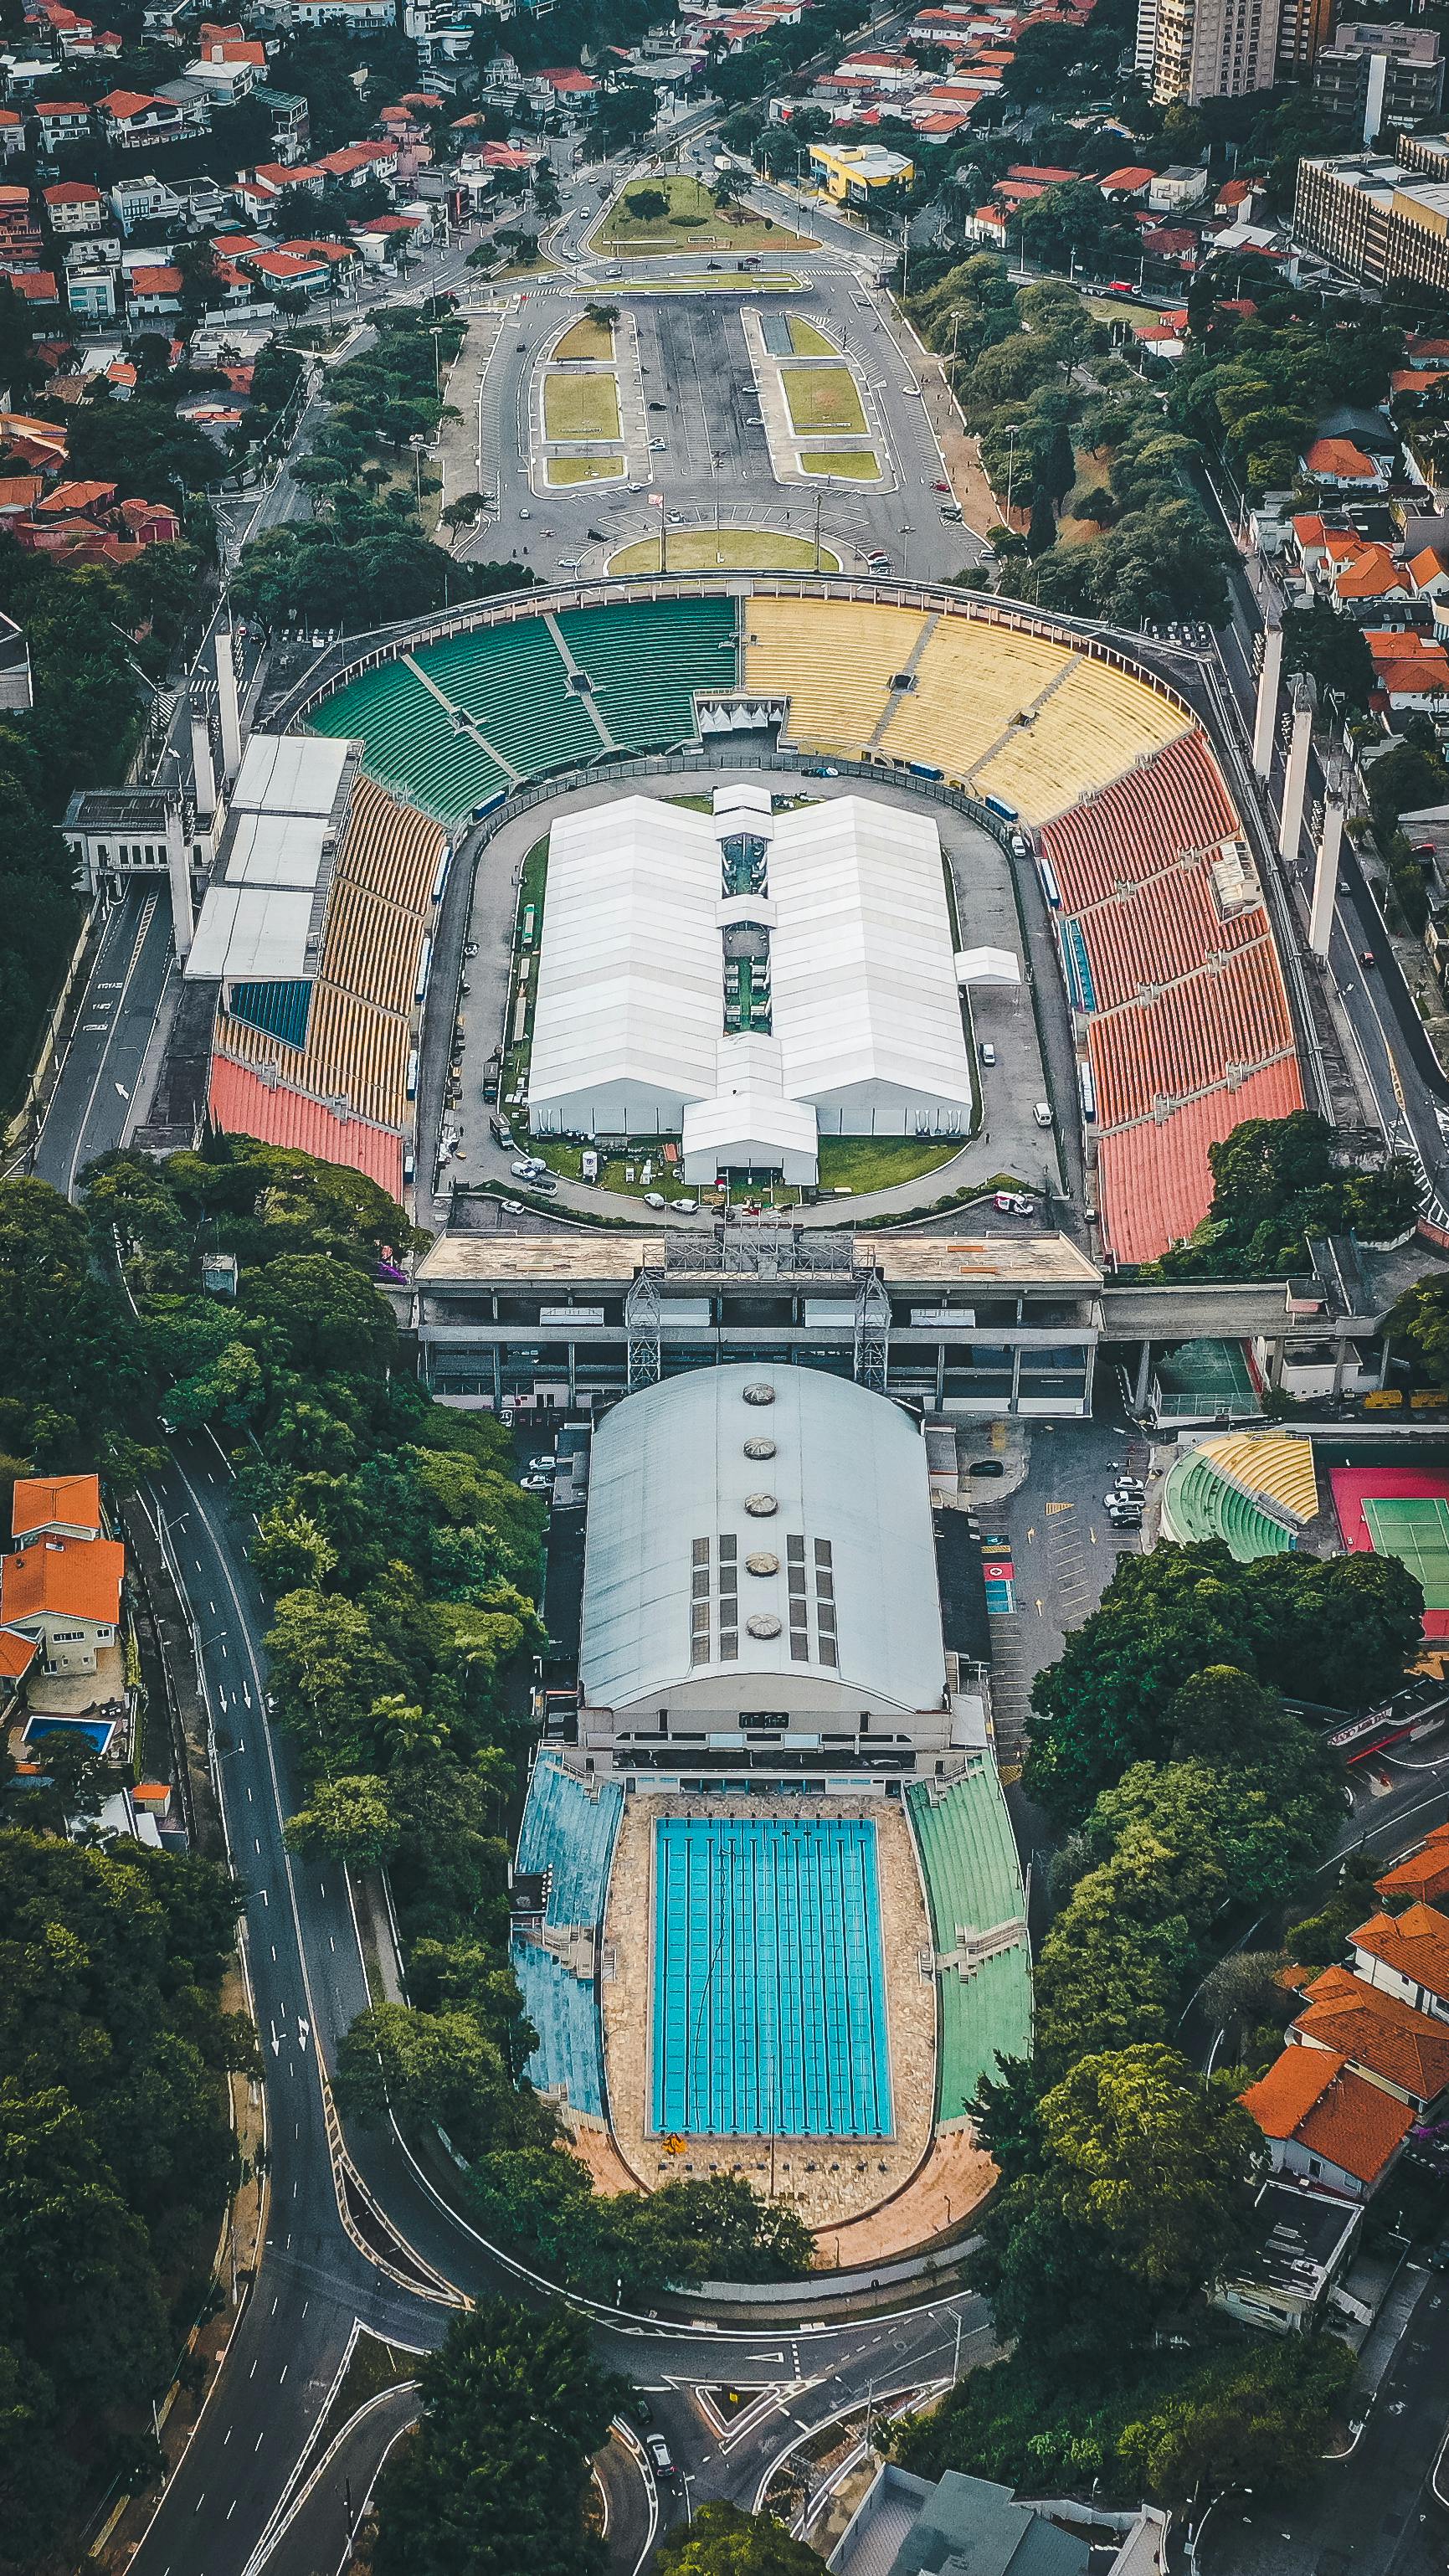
651, 1815, 892, 2138
23, 1715, 116, 1755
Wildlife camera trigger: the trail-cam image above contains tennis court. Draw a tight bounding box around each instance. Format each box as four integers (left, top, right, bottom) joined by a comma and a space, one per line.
1331, 1461, 1449, 1638
651, 1814, 892, 2138
1364, 1496, 1449, 1607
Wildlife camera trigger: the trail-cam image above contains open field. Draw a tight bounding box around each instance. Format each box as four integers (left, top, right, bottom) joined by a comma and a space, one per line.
608, 529, 842, 574
543, 373, 620, 440
592, 172, 816, 256
781, 364, 867, 434
799, 447, 881, 479
547, 453, 624, 484
816, 1136, 962, 1192
553, 315, 615, 361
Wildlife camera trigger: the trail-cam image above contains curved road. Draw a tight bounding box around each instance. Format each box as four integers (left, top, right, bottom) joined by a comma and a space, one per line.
126, 1432, 989, 2576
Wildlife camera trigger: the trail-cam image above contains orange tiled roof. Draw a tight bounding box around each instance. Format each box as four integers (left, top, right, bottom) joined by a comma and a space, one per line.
1241, 2044, 1413, 2186
1378, 1823, 1449, 1908
1303, 436, 1380, 481
0, 1533, 123, 1627
1409, 545, 1449, 588
1293, 1971, 1449, 2103
1335, 542, 1409, 600
1354, 1902, 1449, 2004
0, 1628, 38, 1679
12, 1471, 100, 1535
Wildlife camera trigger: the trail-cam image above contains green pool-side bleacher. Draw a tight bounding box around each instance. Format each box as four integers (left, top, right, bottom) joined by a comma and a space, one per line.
905, 1767, 1032, 2126
1160, 1450, 1297, 1562
306, 596, 742, 825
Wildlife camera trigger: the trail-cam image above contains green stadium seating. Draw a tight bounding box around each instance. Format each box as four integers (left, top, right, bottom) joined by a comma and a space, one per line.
555, 596, 738, 748
905, 1770, 1031, 2124
422, 620, 603, 778
1160, 1452, 1296, 1561
310, 661, 508, 822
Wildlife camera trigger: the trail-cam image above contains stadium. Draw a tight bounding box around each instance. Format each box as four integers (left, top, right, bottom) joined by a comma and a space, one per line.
180, 578, 1313, 2248
219, 577, 1306, 1266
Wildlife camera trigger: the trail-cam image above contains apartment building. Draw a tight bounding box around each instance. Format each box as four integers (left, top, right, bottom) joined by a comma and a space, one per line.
1294, 140, 1449, 292
1143, 0, 1282, 102
1313, 23, 1444, 147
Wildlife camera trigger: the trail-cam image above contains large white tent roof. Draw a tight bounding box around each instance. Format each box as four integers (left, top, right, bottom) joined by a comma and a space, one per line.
579, 1364, 945, 1713
768, 798, 974, 1111
527, 797, 723, 1118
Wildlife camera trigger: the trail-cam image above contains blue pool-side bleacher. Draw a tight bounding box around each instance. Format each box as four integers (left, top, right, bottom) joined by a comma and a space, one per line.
510, 1935, 604, 2118
516, 1754, 623, 1932
1060, 918, 1097, 1014
510, 1755, 623, 2116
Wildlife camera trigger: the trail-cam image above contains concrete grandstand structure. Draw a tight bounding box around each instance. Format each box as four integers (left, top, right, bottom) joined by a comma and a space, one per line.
185, 728, 449, 1197
280, 579, 1308, 1266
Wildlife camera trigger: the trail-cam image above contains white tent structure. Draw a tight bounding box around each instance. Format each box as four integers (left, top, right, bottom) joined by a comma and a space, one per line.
527, 788, 980, 1175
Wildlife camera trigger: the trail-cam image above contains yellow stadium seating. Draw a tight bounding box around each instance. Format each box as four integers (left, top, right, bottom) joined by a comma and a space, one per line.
742, 597, 927, 751
975, 657, 1190, 824
881, 617, 1074, 776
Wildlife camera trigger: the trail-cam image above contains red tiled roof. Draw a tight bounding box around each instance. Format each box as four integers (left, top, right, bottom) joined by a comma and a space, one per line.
1354, 1903, 1449, 2004
0, 1533, 124, 1627
1293, 1973, 1449, 2103
1378, 1823, 1449, 1908
12, 1471, 100, 1537
44, 180, 103, 203
0, 1628, 38, 1679
1241, 2045, 1413, 2187
1303, 436, 1380, 481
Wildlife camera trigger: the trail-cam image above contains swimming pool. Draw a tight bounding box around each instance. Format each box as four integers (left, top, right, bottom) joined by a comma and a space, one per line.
651, 1814, 892, 2138
22, 1715, 116, 1756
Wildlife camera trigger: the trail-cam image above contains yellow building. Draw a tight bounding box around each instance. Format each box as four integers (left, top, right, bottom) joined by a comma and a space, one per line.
809, 142, 914, 203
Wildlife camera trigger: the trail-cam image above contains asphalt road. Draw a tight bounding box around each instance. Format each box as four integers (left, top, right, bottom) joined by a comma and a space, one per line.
31, 883, 172, 1196
126, 1431, 993, 2576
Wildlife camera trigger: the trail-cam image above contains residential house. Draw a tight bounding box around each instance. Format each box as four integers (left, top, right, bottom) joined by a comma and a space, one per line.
1376, 1818, 1449, 1903
98, 86, 208, 148
184, 37, 267, 101
3, 270, 61, 316
126, 261, 183, 315
0, 109, 23, 158
1366, 628, 1449, 710
44, 178, 106, 234
1148, 161, 1209, 210
109, 172, 185, 233
66, 266, 116, 320
33, 99, 92, 152
1409, 546, 1449, 604
1352, 1899, 1449, 2020
1239, 2045, 1414, 2199
1301, 434, 1389, 487
254, 84, 310, 161
0, 1471, 123, 1678
1288, 1958, 1449, 2110
1099, 162, 1155, 197
1215, 2178, 1362, 2337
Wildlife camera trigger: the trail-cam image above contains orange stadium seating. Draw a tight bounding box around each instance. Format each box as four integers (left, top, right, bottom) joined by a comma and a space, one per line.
1096, 1062, 1306, 1264
1042, 729, 1239, 913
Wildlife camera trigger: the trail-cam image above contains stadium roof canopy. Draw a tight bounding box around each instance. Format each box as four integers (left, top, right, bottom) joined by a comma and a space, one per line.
186, 883, 315, 981
230, 732, 352, 818
578, 1363, 946, 1715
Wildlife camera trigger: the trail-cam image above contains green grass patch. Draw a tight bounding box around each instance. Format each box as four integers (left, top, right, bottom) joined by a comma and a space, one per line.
790, 316, 839, 356
608, 529, 840, 575
799, 447, 881, 480
815, 1136, 963, 1194
553, 316, 614, 361
614, 271, 804, 294
591, 173, 816, 257
531, 1137, 711, 1201
314, 2334, 416, 2459
546, 453, 624, 484
781, 364, 866, 434
543, 373, 619, 440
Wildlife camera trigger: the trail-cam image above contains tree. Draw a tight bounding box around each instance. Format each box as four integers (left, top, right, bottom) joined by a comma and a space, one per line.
1117, 2332, 1355, 2497
970, 2045, 1261, 2363
655, 2501, 823, 2575
240, 1251, 395, 1375
369, 2299, 619, 2576
284, 1774, 398, 1865
334, 2001, 524, 2159
1282, 604, 1376, 714
1389, 1273, 1449, 1384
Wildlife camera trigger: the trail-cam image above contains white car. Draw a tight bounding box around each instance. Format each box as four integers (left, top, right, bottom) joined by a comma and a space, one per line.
994, 1190, 1033, 1216
519, 1473, 552, 1494
671, 1196, 698, 1211
511, 1158, 546, 1179
500, 1197, 526, 1213
643, 1191, 667, 1209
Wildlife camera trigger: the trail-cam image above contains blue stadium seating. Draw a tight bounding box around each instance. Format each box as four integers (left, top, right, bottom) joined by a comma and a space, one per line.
516, 1756, 623, 1931
510, 1935, 604, 2116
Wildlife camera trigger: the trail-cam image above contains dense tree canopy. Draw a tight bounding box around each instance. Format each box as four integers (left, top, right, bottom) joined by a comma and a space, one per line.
1156, 1111, 1420, 1278
369, 2301, 618, 2576
656, 2502, 823, 2576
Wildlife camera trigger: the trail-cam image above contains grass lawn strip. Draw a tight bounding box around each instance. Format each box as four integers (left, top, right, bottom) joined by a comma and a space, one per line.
799, 446, 881, 480
554, 316, 614, 361
789, 317, 839, 355
608, 530, 841, 574
547, 453, 624, 484
781, 364, 867, 434
614, 272, 804, 294
543, 372, 620, 440
591, 172, 815, 257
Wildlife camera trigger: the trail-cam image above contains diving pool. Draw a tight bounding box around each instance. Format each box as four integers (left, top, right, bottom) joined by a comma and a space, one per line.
651, 1814, 892, 2138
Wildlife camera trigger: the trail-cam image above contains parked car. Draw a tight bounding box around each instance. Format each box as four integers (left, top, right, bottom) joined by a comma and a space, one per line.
643, 1191, 667, 1208
994, 1190, 1033, 1215
528, 1454, 558, 1475
500, 1198, 526, 1213
979, 1041, 997, 1067
671, 1196, 698, 1211
1032, 1102, 1052, 1128
511, 1158, 547, 1179
519, 1473, 552, 1494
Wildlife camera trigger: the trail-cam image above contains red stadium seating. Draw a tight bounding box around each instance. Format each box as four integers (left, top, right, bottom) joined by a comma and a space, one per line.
1096, 1063, 1305, 1265
1043, 729, 1238, 913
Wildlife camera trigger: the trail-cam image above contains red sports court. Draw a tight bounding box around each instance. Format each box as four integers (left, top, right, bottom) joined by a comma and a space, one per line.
1331, 1463, 1449, 1639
